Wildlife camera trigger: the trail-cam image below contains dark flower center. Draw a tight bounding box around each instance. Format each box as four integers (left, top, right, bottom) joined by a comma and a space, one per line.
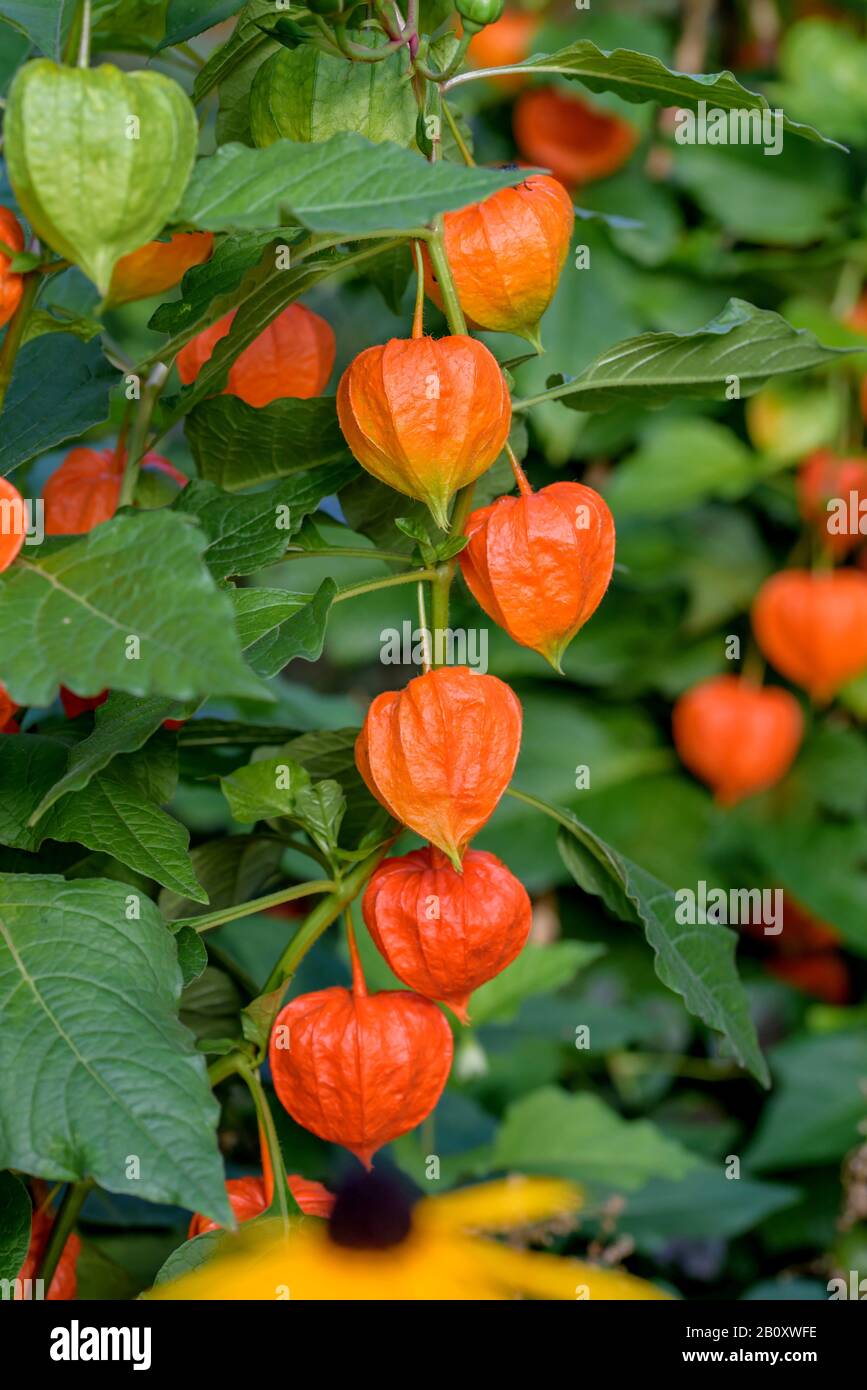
328, 1169, 420, 1250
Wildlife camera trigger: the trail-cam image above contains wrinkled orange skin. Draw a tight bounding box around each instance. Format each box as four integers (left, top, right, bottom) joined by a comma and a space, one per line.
514, 87, 637, 188
797, 449, 867, 557
672, 676, 803, 806
460, 481, 615, 670
177, 303, 335, 408
767, 954, 851, 1004
0, 206, 25, 329
269, 987, 453, 1168
108, 231, 214, 305
423, 176, 574, 344
363, 845, 532, 1023
752, 569, 867, 702
16, 1207, 81, 1300
355, 666, 523, 866
0, 475, 27, 572
43, 448, 183, 536
467, 10, 539, 87
337, 336, 511, 529
188, 1174, 334, 1237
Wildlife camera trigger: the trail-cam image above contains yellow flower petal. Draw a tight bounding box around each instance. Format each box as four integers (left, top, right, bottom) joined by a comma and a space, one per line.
417, 1176, 582, 1233
469, 1242, 673, 1301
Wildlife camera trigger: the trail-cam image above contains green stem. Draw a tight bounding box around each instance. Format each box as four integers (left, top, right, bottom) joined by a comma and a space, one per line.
429, 482, 475, 651
118, 363, 169, 507
172, 879, 336, 934
237, 1060, 295, 1230
38, 1181, 92, 1293
426, 226, 467, 335
333, 568, 437, 602
441, 98, 475, 166
0, 272, 39, 415
77, 0, 92, 67
263, 842, 394, 993
176, 40, 205, 68
208, 1050, 246, 1087
284, 545, 415, 564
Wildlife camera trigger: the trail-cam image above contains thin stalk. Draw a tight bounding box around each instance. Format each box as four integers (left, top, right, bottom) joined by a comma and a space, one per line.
38, 1181, 92, 1292
77, 0, 92, 67
344, 908, 367, 994
309, 13, 349, 57
237, 1060, 293, 1231
426, 226, 467, 335
118, 363, 169, 507
208, 1050, 246, 1087
412, 239, 426, 338
176, 40, 205, 68
429, 481, 476, 647
335, 22, 409, 59
333, 567, 437, 602
263, 843, 394, 993
173, 879, 336, 934
0, 272, 39, 414
284, 544, 416, 564
441, 98, 475, 166
505, 439, 533, 497
417, 580, 432, 672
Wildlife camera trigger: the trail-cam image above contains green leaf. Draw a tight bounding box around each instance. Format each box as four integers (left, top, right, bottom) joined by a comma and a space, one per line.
22, 306, 104, 344
0, 1, 76, 58
0, 511, 268, 707
294, 779, 345, 857
186, 395, 351, 490
503, 40, 844, 148
161, 0, 243, 48
159, 835, 285, 923
152, 1227, 224, 1285
180, 965, 242, 1042
176, 132, 539, 235
0, 734, 206, 901
555, 820, 768, 1086
0, 334, 119, 475
175, 925, 208, 987
0, 874, 232, 1226
148, 230, 303, 343
519, 301, 854, 414
491, 1087, 699, 1191
0, 1170, 31, 1284
193, 0, 280, 102
611, 1167, 799, 1248
770, 17, 867, 147
366, 240, 412, 316
5, 59, 198, 292
470, 941, 605, 1027
174, 468, 352, 578
221, 756, 312, 823
747, 1033, 867, 1171
250, 39, 417, 150
231, 580, 336, 676
29, 693, 199, 825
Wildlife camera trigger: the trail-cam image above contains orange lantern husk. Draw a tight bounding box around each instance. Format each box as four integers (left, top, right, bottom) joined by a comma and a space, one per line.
355, 665, 523, 869
268, 929, 453, 1169
107, 230, 214, 305
177, 302, 335, 408
0, 475, 28, 572
43, 447, 124, 535
672, 675, 803, 806
423, 175, 574, 348
0, 207, 25, 329
337, 335, 512, 529
467, 10, 539, 88
363, 845, 532, 1023
460, 480, 615, 671
513, 87, 637, 189
16, 1205, 81, 1301
752, 569, 867, 702
796, 449, 867, 557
